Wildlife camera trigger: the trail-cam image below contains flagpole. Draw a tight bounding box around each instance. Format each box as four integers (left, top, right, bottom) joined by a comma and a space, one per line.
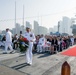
23, 5, 25, 33
15, 1, 17, 34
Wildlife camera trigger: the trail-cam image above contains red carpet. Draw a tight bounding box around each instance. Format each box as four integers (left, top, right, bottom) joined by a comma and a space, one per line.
61, 46, 76, 56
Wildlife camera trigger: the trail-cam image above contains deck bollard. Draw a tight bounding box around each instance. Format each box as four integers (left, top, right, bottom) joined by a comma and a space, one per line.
61, 61, 70, 75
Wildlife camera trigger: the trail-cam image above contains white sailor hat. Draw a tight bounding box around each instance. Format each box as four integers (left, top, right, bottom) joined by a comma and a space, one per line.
26, 26, 31, 29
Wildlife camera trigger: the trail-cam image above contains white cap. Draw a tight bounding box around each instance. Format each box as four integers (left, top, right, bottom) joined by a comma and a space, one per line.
26, 26, 31, 29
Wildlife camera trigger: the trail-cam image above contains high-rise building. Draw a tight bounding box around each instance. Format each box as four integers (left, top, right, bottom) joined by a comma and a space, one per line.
21, 25, 25, 34
53, 25, 58, 33
15, 23, 21, 35
49, 28, 54, 33
0, 30, 2, 34
12, 28, 16, 35
71, 15, 76, 35
34, 21, 39, 35
71, 16, 76, 25
26, 21, 32, 29
62, 17, 72, 35
58, 21, 63, 33
38, 26, 48, 35
2, 30, 6, 35
34, 21, 48, 35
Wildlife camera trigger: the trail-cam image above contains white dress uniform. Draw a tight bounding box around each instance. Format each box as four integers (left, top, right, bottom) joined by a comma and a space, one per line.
23, 31, 36, 65
5, 31, 13, 53
37, 37, 46, 53
70, 37, 74, 46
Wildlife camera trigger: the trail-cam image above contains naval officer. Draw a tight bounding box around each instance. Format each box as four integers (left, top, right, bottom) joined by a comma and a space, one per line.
23, 26, 36, 65
4, 28, 14, 53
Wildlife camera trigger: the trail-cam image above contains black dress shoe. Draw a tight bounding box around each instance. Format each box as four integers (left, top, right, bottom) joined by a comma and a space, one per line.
3, 52, 7, 54
10, 51, 14, 54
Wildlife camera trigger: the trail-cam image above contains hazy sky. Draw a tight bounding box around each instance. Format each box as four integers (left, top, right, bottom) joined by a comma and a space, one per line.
0, 0, 76, 30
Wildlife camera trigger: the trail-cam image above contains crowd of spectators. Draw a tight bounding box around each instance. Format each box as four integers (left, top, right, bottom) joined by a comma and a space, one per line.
0, 34, 76, 54
34, 34, 76, 54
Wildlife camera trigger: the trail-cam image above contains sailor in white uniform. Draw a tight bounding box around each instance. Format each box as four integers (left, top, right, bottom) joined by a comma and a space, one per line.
23, 26, 36, 65
4, 28, 13, 53
70, 36, 74, 46
37, 34, 46, 53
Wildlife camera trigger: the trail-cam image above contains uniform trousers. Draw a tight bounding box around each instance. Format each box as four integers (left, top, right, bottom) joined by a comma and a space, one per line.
26, 42, 33, 64
5, 42, 13, 52
37, 44, 45, 52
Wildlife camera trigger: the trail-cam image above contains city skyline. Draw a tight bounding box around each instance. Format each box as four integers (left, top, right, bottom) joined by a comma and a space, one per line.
0, 0, 76, 30
1, 16, 74, 35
